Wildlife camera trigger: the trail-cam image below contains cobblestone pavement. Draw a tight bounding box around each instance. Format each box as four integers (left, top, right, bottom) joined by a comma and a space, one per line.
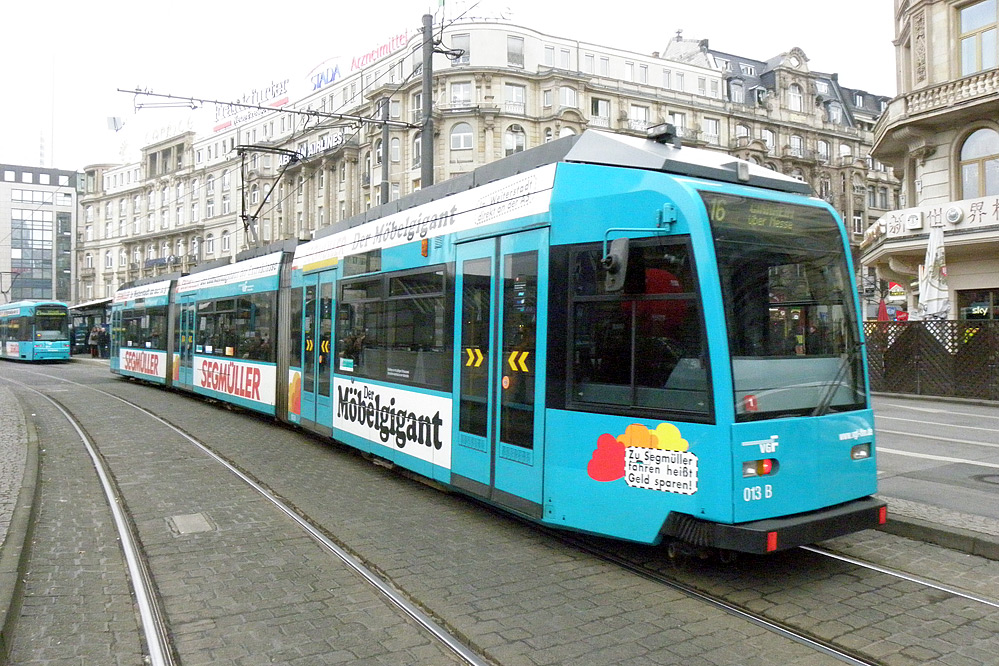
3, 359, 999, 665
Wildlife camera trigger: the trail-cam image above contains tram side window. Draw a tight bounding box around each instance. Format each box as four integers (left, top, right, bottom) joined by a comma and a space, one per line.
337, 266, 453, 390
569, 239, 711, 418
196, 294, 276, 361
121, 305, 168, 349
15, 317, 30, 341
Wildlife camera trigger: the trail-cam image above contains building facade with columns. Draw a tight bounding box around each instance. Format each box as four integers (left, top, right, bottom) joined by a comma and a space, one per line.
77, 18, 897, 303
863, 0, 999, 320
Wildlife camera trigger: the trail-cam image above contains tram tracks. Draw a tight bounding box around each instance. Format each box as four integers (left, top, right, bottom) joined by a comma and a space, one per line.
545, 526, 999, 666
9, 364, 999, 665
3, 370, 490, 666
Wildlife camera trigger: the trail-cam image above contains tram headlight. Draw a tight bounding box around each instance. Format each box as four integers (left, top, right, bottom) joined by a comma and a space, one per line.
850, 443, 871, 460
742, 458, 779, 477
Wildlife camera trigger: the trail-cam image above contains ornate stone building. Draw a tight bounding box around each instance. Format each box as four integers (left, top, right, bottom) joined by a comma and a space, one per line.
863, 0, 999, 320
77, 19, 897, 303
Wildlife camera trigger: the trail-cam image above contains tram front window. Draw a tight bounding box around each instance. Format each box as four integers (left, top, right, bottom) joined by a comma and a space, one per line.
35, 310, 69, 341
704, 191, 866, 420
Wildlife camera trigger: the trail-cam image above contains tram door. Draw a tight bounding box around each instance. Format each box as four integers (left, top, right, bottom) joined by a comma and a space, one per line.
452, 228, 548, 518
299, 271, 335, 432
176, 297, 196, 387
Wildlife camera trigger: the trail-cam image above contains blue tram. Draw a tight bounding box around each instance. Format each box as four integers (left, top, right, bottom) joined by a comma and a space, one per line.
111, 127, 886, 554
0, 300, 71, 361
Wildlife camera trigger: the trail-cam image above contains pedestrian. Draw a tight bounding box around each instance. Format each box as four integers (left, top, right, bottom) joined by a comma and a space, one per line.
98, 325, 110, 359
88, 326, 100, 358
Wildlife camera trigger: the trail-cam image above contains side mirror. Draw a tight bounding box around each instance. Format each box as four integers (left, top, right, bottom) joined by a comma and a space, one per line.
602, 237, 629, 292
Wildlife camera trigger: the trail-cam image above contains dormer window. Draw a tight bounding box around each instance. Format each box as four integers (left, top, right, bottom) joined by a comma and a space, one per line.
854, 92, 864, 106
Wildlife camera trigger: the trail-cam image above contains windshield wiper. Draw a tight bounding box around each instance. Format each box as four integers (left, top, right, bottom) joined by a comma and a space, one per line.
811, 341, 863, 417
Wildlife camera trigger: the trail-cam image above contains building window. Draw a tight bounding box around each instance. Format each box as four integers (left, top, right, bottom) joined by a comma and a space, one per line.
204, 234, 215, 255
221, 230, 231, 253
222, 194, 231, 215
789, 135, 804, 157
413, 133, 422, 168
703, 118, 720, 144
853, 213, 864, 235
450, 33, 470, 65
451, 81, 472, 107
599, 57, 610, 76
625, 61, 635, 81
729, 81, 744, 103
544, 45, 555, 66
762, 129, 775, 152
390, 137, 401, 163
828, 102, 843, 123
960, 0, 998, 76
451, 122, 474, 150
206, 175, 215, 194
507, 35, 524, 67
958, 288, 999, 319
559, 48, 570, 69
591, 97, 611, 127
959, 127, 999, 198
736, 124, 750, 139
559, 86, 577, 108
251, 184, 259, 205
629, 105, 649, 131
817, 140, 830, 161
662, 69, 671, 89
788, 84, 804, 112
505, 83, 526, 114
583, 53, 594, 73
504, 124, 526, 156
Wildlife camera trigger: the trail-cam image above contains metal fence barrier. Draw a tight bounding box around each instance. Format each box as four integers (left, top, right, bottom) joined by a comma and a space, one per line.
863, 321, 999, 401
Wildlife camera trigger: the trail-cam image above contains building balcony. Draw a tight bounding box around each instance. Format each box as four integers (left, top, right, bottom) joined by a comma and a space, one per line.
873, 68, 999, 161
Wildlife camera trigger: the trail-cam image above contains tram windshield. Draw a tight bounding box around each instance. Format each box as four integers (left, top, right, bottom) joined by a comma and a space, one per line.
34, 307, 70, 341
703, 191, 866, 420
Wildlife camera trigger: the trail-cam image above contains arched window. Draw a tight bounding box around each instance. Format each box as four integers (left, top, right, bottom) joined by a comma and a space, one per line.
119, 249, 127, 267
390, 137, 401, 163
451, 122, 474, 150
736, 124, 750, 138
85, 253, 94, 269
558, 126, 576, 138
788, 84, 803, 112
221, 169, 231, 190
817, 140, 830, 161
960, 128, 999, 198
374, 139, 383, 165
413, 133, 422, 167
221, 230, 231, 253
250, 184, 260, 205
204, 234, 215, 255
504, 124, 526, 156
789, 135, 804, 157
147, 244, 156, 260
206, 175, 215, 194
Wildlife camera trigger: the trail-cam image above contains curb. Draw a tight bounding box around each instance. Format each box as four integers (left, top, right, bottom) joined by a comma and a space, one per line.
877, 514, 999, 561
0, 397, 40, 665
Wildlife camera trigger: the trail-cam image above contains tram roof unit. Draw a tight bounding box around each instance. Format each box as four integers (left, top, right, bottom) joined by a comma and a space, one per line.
315, 127, 813, 241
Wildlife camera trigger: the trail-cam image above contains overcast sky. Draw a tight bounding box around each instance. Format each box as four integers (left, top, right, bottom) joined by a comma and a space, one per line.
2, 0, 897, 171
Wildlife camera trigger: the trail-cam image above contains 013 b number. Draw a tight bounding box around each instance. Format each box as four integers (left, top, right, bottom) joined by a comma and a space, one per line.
744, 484, 773, 501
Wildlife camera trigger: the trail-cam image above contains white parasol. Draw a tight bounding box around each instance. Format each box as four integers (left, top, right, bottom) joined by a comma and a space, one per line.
914, 222, 949, 320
